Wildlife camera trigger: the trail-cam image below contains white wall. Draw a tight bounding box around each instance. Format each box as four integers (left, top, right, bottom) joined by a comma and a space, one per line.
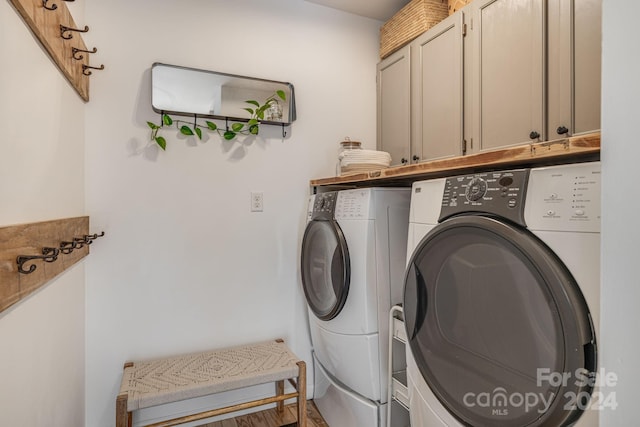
0, 1, 86, 426
600, 0, 640, 424
84, 1, 381, 425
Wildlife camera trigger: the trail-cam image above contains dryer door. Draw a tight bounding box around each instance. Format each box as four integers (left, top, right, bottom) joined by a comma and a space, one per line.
403, 215, 596, 427
301, 219, 350, 321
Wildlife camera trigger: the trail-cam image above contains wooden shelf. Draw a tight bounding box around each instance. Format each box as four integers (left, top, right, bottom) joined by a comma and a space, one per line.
311, 132, 600, 188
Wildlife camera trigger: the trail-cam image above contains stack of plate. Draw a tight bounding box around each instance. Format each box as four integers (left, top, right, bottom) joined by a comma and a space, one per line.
339, 149, 392, 175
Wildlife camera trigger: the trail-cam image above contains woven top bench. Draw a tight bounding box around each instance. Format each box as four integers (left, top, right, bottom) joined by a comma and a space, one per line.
116, 339, 307, 427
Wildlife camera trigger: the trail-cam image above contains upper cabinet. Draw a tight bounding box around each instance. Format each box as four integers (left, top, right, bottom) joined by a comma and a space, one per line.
411, 12, 465, 162
376, 0, 601, 161
377, 12, 464, 165
468, 0, 545, 151
377, 45, 412, 166
547, 0, 602, 138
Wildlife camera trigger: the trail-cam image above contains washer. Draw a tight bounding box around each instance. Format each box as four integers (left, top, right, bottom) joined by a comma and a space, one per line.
301, 188, 410, 427
403, 162, 600, 427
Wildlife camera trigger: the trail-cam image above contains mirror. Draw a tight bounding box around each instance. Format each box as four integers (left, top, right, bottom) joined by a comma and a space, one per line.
151, 63, 296, 125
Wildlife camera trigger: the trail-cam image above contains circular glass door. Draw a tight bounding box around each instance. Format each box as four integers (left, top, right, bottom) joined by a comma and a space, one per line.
403, 215, 596, 427
301, 219, 350, 321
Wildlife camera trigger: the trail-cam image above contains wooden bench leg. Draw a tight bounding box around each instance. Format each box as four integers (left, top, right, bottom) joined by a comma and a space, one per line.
276, 380, 285, 414
116, 392, 132, 427
297, 361, 307, 427
117, 362, 134, 427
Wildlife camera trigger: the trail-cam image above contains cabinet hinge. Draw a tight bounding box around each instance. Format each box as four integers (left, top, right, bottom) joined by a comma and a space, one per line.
462, 139, 467, 154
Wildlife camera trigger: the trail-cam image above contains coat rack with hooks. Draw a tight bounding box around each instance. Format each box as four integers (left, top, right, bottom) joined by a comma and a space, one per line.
9, 0, 104, 101
0, 216, 102, 314
16, 231, 104, 275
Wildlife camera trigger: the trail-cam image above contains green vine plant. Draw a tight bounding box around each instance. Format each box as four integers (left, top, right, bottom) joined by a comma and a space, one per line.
147, 90, 286, 150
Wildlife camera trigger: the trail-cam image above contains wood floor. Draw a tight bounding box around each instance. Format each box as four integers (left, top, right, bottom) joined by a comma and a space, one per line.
198, 400, 329, 427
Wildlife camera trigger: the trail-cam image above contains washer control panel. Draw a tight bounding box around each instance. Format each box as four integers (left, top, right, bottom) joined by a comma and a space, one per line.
439, 169, 529, 225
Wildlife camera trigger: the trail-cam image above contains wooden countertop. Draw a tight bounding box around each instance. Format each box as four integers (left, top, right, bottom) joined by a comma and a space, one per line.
311, 132, 600, 188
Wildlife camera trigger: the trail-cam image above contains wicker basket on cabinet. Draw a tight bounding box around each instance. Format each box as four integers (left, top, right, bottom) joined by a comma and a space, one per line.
379, 0, 448, 59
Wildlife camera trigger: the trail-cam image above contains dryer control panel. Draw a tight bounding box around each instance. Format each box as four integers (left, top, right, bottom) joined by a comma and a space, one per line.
311, 191, 338, 220
312, 189, 376, 220
525, 162, 601, 233
439, 169, 529, 225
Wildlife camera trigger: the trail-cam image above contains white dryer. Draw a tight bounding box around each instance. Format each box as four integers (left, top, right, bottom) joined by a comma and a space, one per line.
403, 162, 600, 427
301, 187, 410, 427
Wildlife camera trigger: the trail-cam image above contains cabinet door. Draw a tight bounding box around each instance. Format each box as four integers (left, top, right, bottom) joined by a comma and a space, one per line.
377, 45, 411, 166
469, 0, 545, 152
548, 0, 601, 138
411, 12, 464, 162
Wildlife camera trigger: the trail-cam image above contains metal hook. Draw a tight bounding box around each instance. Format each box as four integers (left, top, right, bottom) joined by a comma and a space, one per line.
72, 46, 97, 61
16, 247, 60, 275
43, 0, 57, 10
59, 240, 78, 254
83, 231, 105, 244
82, 64, 104, 76
16, 259, 37, 274
73, 236, 88, 248
42, 247, 60, 262
72, 231, 104, 248
60, 24, 89, 40
282, 123, 287, 138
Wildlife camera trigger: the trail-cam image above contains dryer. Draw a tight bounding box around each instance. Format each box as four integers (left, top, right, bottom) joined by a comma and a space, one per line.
301, 187, 410, 427
403, 162, 600, 427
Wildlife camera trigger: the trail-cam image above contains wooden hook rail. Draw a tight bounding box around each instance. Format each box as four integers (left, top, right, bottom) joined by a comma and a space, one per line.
9, 0, 103, 101
0, 216, 96, 314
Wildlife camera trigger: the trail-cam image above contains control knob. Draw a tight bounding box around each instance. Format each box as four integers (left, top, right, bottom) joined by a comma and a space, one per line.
465, 177, 487, 202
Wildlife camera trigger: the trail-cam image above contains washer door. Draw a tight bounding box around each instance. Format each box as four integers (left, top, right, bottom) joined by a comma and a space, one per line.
403, 215, 596, 427
301, 219, 350, 321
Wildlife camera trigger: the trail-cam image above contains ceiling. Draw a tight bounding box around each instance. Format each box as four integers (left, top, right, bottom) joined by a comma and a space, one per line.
304, 0, 411, 21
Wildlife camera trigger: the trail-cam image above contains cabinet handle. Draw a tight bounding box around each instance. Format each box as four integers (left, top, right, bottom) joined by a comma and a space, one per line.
412, 155, 420, 162
557, 126, 569, 135
529, 131, 540, 140
401, 158, 408, 164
